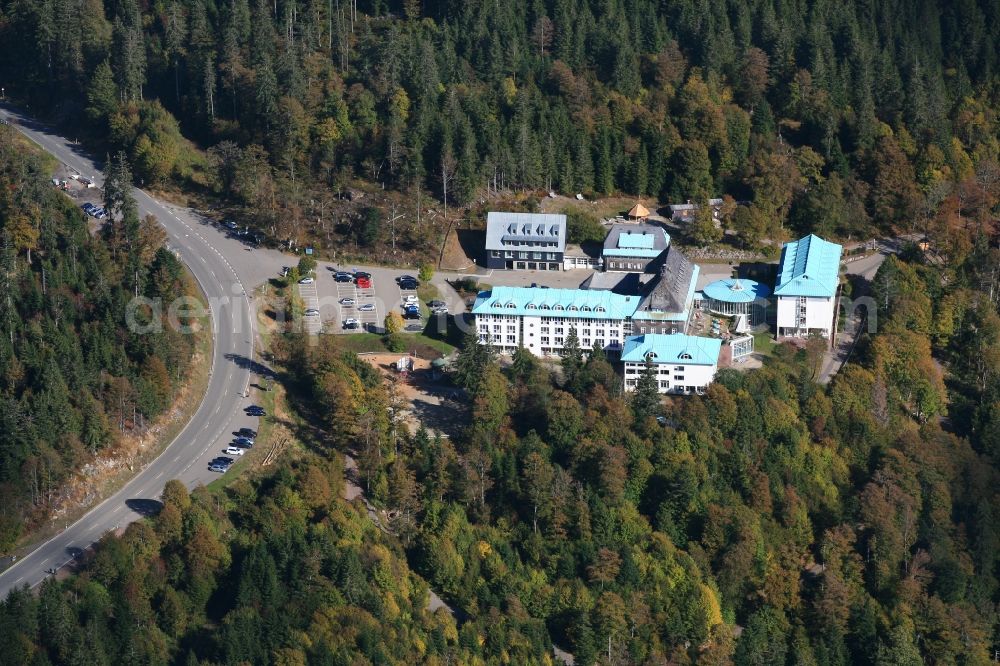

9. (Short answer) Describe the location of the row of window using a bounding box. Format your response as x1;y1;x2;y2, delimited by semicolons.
492;250;560;258
488;301;609;313
625;366;686;375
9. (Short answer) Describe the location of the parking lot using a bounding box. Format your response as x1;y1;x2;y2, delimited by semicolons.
297;280;322;334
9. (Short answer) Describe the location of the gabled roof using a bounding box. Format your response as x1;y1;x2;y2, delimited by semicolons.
669;198;723;213
773;234;842;298
620;334;722;366
485;212;567;251
633;246;699;321
602;223;670;258
471;285;639;320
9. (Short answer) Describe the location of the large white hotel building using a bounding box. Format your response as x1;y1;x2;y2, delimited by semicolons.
473;245;700;357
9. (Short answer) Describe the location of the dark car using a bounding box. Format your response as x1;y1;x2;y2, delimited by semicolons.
403;305;421;320
396;275;417;284
233;436;254;448
355;271;371;279
237;427;257;438
335;272;353;282
398;279;419;290
245;406;265;416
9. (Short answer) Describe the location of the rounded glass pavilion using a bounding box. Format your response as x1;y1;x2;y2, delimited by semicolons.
702;278;771;326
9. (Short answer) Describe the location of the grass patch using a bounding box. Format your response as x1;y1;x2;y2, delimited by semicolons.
753;331;776;356
328;330;456;359
417;282;440;302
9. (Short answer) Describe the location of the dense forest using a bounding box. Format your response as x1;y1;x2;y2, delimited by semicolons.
3;232;999;663
0;0;998;256
0;127;200;552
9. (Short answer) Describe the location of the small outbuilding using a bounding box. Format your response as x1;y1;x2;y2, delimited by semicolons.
626;202;651;220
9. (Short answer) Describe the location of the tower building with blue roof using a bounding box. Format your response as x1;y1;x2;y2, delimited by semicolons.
773;234;842;338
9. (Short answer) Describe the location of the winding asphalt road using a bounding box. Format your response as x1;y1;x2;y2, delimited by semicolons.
0;106;259;598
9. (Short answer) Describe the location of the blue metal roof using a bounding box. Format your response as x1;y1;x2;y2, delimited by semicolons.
703;278;771;304
472;285;640;320
620;334;722;366
618;234;656;249
774;235;842;298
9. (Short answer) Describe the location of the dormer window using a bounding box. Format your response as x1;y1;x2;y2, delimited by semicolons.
549;225;559;236
679;352;692;360
526;303;537;309
553;304;564;311
595;306;605;312
540;304;550;310
567;305;578;311
506;302;517;309
536;224;545;235
491;301;502;308
580;306;591;312
645;351;657;360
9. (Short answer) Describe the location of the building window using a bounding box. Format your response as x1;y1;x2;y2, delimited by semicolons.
540;337;550;344
675;375;684;381
554;337;563;345
506;335;517;344
491;250;500;258
507;326;517;333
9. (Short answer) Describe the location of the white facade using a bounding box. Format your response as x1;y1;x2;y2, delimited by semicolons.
475;312;629;357
622;359;717;395
776;295;835;338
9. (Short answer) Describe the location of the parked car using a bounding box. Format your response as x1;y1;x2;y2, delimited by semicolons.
299;277;314;285
398;279;418;290
396;275;417;284
245;405;265;416
234;436;255;447
358;303;376;312
404;305;421;319
209;464;227;473
222;219;238;230
339;297;356;306
304;308;320;316
91;207;107;219
335;272;353;282
237;427;257;438
428;300;446;309
356;277;372;289
355;271;371;279
343;318;361;329
225;446;246;456
81;202;96;213
403;294;419;304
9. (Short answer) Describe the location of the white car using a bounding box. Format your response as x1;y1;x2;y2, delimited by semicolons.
343;317;360;329
339;297;356;306
358;303;376;312
304;308;320;316
299;277;314;285
225;446;245;456
403;294;419;304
